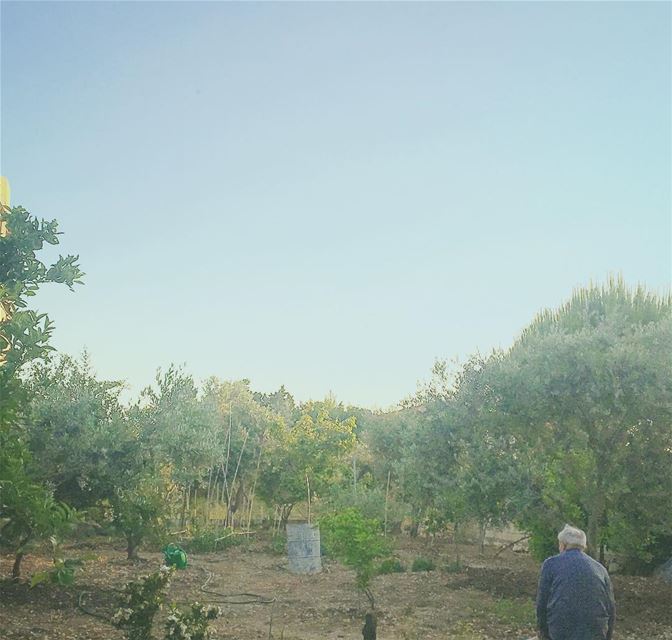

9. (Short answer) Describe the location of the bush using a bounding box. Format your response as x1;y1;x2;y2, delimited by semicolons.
323;485;407;533
267;534;286;556
165;602;221;640
320;508;390;594
31;557;83;587
443;559;464;574
112;566;174;640
527;526;559;563
411;557;435;572
112;566;223;640
30;536;83;587
377;557;406;575
184;526;241;553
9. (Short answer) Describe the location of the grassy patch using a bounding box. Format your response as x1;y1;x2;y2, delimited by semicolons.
267;534;286;556
443;559;464;574
411;557;435;572
183;527;242;553
490;597;535;626
446;620;483;640
466;593;536;630
377;557;406;575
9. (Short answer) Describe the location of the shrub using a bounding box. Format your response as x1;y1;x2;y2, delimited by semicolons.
377;557;406;575
31;557;83;587
185;526;241;553
527;527;559;563
320;508;390;603
324;486;407;533
165;602;221;640
411;557;435;572
267;534;286;556
30;536;83;587
443;559;464;574
112;565;174;640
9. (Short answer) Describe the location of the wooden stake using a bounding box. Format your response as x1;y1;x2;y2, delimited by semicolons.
383;470;391;537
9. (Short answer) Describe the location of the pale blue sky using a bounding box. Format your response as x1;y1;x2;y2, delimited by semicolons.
1;1;670;407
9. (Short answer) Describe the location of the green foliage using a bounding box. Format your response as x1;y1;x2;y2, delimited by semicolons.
0;484;77;575
112;566;174;640
411;557;435;572
30;535;83;587
423;507;448;538
376;557;406;575
0;203;84;578
526;521;561;563
443;559;464;574
607;521;672;574
520;276;670;341
110;477;172;559
113;567;221;640
468;597;536;628
325;484;407;534
253;385;298;425
138;367;220;492
258;407;356;521
489;598;536;627
30;556;82;587
23;354;125;508
399;280;672;571
0;205;83;377
164;603;221;640
498;282;672;560
184;526;241;553
267;534;286;556
320;508;390;598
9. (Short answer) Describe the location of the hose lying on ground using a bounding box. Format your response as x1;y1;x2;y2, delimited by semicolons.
197;565;276;605
77;562;275;624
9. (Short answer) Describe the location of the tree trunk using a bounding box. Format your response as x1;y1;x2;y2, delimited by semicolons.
454;521;461;566
191;486;199;525
180;486;188;529
587;494;605;559
12;552;24;581
186;483;191;526
11;534;31;581
479;521;487;556
279;503;294;531
362;612;377;640
206;467;213;521
127;534;139;560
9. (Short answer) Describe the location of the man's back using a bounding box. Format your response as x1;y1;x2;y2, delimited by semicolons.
536;548;615;640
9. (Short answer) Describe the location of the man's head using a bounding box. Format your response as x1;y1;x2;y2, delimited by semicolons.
557;524;587;552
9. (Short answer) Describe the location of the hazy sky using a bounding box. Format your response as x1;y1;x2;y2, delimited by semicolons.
1;1;670;408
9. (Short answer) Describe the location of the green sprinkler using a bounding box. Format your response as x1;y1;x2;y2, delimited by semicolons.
163;543;188;569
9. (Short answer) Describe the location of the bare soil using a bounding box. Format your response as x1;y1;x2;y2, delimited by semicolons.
1;535;670;640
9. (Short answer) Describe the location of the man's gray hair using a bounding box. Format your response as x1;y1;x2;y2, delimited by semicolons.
558;524;587;549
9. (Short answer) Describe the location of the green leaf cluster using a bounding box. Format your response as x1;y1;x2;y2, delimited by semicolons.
320;508;390;595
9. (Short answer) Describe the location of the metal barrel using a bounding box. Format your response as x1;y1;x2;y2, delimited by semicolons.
286;522;322;574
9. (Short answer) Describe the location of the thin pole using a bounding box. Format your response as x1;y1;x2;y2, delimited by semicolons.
384;470;391;537
247;435;266;535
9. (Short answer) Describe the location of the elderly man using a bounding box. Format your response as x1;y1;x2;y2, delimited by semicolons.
536;525;615;640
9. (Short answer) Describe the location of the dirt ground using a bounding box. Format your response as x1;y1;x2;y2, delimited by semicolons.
1;535;671;640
